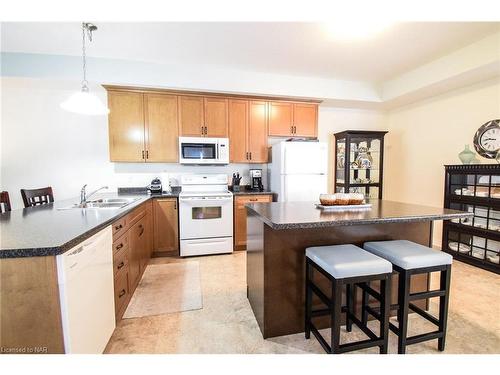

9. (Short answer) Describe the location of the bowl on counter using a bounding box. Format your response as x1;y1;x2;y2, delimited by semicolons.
319;193;365;206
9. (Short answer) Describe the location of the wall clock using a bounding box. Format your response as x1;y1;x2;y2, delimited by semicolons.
473;119;500;159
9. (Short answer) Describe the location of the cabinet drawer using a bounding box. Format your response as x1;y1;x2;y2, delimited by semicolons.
112;234;129;254
235;195;273;205
112;216;127;240
128;205;146;226
113;244;129;279
114;271;130;320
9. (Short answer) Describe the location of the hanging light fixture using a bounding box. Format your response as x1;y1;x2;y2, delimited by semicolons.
60;22;109;115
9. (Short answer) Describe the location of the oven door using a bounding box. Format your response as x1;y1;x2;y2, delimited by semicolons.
179;196;233;240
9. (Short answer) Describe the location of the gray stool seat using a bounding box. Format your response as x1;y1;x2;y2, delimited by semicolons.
306;244;392;279
364;240;452;270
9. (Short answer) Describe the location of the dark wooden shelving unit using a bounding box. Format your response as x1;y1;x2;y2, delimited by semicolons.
334;130;387;199
442;164;500;274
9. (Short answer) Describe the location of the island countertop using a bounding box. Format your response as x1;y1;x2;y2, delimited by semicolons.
246;199;472;230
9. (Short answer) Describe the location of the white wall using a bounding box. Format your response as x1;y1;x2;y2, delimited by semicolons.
0;77;266;209
0;77;389;209
384;77;500;246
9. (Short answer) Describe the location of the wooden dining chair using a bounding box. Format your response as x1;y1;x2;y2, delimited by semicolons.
0;191;11;213
20;187;54;208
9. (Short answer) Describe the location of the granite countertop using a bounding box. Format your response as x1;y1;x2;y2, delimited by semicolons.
0;191;178;259
246;199;473;230
232;190;275;196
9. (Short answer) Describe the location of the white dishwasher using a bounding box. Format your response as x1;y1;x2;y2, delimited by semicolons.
56;226;116;353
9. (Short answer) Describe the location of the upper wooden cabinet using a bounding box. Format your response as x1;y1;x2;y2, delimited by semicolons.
178;96;204;136
107;90;178;163
179;96;228;137
145;94;179;162
268;101;317;137
229;100;268;163
293;103;317;137
108;91;145;162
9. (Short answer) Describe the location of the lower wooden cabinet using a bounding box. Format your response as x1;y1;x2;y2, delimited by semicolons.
153;198;179;254
112;201;153;322
234;194;273;250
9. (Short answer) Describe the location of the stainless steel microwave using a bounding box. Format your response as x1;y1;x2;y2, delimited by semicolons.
178;137;230;165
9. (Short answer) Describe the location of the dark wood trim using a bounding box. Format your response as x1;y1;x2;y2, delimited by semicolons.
102;85;323;104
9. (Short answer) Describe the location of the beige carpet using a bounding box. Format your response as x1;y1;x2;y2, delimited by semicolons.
123;261;202;319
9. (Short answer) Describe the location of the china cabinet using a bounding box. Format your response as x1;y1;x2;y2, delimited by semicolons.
442;164;500;274
334;130;387;200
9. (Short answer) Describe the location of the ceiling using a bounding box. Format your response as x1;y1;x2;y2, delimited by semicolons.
1;22;499;83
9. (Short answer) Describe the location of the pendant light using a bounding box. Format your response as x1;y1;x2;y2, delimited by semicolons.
60;22;109;115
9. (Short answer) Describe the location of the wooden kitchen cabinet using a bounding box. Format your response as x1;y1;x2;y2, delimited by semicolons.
204;97;228;137
179;96;205;136
153;198;179;254
179;96;228;137
107;90;179;162
108;91;145;162
268;101;293;137
145;94;179;162
292;103;317;137
228;99;248;162
234;194;273;250
268;101;318;137
128;215;147;290
111;201;153;321
228;100;268;163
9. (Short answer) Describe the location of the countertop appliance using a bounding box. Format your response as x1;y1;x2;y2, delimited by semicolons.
56;226;115;353
179;137;229;165
249;169;264;191
179;174;233;256
148;177;162;194
269;141;328;202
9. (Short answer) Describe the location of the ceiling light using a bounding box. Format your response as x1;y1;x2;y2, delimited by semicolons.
324;20;393;41
60;22;109;116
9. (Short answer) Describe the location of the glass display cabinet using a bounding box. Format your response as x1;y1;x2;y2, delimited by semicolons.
334;130;388;200
443;164;500;274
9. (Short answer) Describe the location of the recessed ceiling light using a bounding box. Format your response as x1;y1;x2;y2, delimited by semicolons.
324;20;394;41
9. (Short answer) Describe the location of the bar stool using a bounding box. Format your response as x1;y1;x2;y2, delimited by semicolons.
305;244;393;354
363;240;452;354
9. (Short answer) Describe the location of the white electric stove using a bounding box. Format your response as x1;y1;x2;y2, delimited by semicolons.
179;174;234;257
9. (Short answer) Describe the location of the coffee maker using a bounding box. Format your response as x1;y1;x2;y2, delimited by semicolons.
249;169;264;191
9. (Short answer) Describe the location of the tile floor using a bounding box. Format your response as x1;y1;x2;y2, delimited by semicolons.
105;252;500;354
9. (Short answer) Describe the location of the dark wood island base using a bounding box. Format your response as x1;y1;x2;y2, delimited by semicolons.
245;200;471;339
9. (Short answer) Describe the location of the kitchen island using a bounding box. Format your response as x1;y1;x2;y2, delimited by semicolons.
245;200;471;339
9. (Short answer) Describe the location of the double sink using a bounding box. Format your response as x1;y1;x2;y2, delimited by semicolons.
59;197;141;210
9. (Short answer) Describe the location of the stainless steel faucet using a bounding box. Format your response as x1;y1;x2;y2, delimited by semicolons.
80;184;109;204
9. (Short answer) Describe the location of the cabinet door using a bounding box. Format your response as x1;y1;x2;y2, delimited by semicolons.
129;216;147;289
153;199;179;253
204;97;228;137
228;99;249;163
140;202;153;272
248;101;268;163
145;94;179;162
108;91;145;162
268;101;293;136
234;195;273;249
179;96;204;136
293;103;317;137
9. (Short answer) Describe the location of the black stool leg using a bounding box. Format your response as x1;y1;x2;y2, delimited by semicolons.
438;265;451;351
361;282;369;325
346;283;353;332
397;270;410;354
331;279;342;353
379;277;391;354
305;260;312;339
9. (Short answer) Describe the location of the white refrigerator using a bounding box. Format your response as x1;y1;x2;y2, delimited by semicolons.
269;141;328;202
